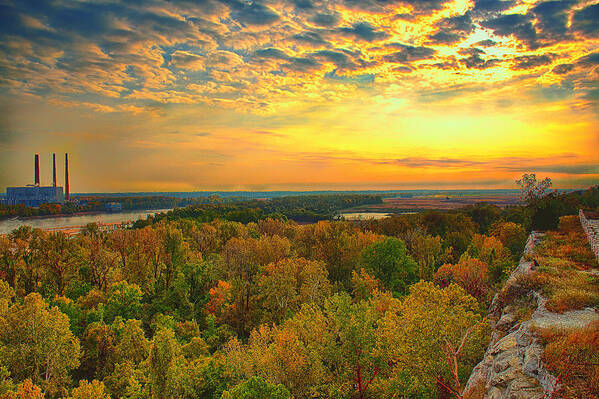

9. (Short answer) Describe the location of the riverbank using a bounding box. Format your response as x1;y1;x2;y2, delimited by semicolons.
0;209;171;235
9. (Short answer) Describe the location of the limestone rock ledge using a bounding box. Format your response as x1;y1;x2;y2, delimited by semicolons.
463;232;555;399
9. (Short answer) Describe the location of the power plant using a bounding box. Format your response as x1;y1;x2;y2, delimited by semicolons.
4;153;70;207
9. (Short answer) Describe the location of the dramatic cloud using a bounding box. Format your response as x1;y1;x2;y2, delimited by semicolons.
0;0;597;191
472;0;515;13
552;63;574;74
512;54;554;70
571;3;599;38
310;12;341;27
338;22;389;42
576;52;599;66
223;0;280;26
428;12;474;44
383;44;436;63
531;0;575;44
481;13;538;49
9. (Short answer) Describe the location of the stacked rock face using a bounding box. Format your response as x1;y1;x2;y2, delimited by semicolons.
463;230;599;399
463;232;554;399
579;210;599;262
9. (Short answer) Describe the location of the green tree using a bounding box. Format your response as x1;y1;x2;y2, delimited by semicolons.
80;322;115;379
467;235;513;282
361;238;418;296
221;376;291;399
148;328;180;399
0;237;19;289
104;282;143;323
158;223;191;290
405;232;442;281
223;235;291;335
112;318;150;365
223;293;389;399
39;232;76;296
531;195;562;231
78;229;118;291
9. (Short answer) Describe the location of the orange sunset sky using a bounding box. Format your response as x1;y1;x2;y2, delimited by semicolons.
0;0;597;192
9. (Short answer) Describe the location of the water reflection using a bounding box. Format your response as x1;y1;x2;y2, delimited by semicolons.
0;209;170;235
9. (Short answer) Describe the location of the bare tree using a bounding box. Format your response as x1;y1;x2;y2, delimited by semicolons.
516;173;552;204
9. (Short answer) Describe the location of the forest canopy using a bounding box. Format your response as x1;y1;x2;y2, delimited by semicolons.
0;186;597;398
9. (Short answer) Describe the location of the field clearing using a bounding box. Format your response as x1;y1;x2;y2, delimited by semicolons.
346;194;520;213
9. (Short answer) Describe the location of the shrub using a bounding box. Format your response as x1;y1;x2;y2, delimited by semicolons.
531;197;563;231
537;321;599;399
496;272;542;308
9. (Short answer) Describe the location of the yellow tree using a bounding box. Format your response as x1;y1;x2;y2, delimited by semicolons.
409;233;443;281
0;379;44;399
223;235;291;335
12;227;44;295
78;229;119;291
189;223;220;255
110;229;134;271
0;236;19;288
256;257;331;324
222;294;386;399
67;380;110;399
376;282;489;398
0;293;80;396
490;222;527;259
38;232;76;296
467;234;513;282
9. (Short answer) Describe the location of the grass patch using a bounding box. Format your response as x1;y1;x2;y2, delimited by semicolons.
546;286;599;313
536;321;599;399
537;216;598;270
530;215;599;313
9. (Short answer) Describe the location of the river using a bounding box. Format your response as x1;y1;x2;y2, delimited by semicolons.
339;212;392;220
0;209;171;235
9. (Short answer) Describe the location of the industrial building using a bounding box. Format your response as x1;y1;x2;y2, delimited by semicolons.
4;153;70;207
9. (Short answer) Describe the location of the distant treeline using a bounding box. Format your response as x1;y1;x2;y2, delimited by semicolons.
0;193;383;222
134;194;384;226
0;194;247;220
136;186;599;233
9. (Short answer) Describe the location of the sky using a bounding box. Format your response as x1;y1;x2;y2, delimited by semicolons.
0;0;598;193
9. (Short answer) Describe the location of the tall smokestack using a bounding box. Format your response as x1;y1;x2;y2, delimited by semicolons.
65;153;70;200
52;153;57;187
34;154;40;186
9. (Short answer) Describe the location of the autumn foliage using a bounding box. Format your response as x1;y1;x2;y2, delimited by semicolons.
434;256;490;302
2;195;564;399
